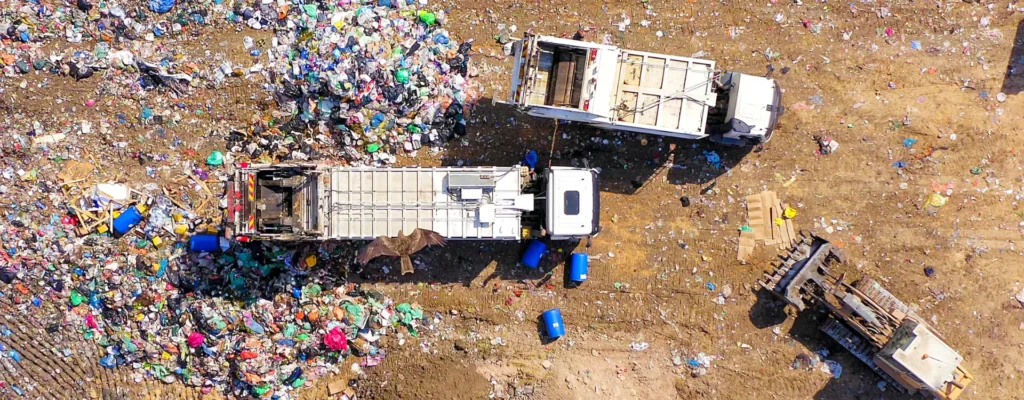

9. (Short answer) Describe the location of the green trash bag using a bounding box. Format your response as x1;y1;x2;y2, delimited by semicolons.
206;151;225;166
70;290;87;306
395;68;410;84
418;10;436;25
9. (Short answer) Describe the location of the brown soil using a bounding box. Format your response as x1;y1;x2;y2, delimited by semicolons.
2;0;1023;399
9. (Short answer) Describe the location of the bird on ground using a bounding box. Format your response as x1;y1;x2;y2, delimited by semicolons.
356;229;446;275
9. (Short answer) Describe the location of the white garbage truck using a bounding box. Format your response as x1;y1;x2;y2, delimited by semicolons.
506;33;784;146
225;163;599;244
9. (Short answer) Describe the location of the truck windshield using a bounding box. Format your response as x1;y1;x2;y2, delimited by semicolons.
564;190;580;215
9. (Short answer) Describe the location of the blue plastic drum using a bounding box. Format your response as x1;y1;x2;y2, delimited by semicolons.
189;234;221;252
521;240;546;269
568;253;589;283
112;206;143;236
542;308;565;338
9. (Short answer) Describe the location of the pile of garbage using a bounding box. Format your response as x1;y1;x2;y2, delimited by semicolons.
0;168;435;396
229;3;477;165
3;0;477;167
0;0;474;396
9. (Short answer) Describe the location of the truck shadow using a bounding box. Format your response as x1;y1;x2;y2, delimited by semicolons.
442;97;752;195
353;239;584;289
1002;19;1024;96
749;289;908;400
170;238;586;304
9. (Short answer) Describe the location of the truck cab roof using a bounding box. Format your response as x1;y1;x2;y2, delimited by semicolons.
724;73;780;140
545;167;599;239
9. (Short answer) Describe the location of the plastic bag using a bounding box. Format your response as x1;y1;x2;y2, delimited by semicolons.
148;0;175;14
324;327;348;351
187;332;205;348
206;151;225;166
924;193;947;208
418;11;436;25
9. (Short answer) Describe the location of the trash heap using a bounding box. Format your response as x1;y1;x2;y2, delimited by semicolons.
3;0;478;166
0;159;438;397
1;0;218;82
227;2;477;165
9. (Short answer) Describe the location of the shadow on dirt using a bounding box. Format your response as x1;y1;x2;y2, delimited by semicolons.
442;97;752;195
354;239;583;289
748;287;790;329
1002;19;1024;96
167;236;584;304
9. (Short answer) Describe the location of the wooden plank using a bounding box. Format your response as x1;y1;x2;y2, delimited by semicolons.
785;218;797;247
763;191;777;239
778;203;791;247
770;207;783;246
746;193;767;240
780;218;791;249
737;230;757;261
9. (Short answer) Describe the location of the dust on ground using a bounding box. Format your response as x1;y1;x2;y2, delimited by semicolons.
2;0;1024;399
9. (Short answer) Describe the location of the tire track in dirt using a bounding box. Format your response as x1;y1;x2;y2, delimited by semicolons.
0;299;85;399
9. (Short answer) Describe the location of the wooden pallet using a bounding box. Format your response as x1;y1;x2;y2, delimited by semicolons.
738;190;797;261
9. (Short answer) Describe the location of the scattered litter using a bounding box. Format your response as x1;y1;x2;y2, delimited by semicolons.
704;150;722;169
814;136;839;155
822;360;843;378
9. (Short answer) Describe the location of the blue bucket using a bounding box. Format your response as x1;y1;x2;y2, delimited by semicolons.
112;206;143;235
521;240;546;269
568;253;589;283
189;234;221;252
541;308;565;338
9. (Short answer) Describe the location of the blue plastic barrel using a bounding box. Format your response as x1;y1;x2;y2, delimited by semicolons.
541;308;565;338
568;253;589;283
521;240;547;269
112;206;143;235
189;234;220;252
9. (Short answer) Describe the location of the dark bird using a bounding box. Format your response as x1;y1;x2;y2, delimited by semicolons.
356;229;446;275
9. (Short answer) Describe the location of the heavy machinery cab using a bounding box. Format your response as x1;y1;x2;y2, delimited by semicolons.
875;320;973;400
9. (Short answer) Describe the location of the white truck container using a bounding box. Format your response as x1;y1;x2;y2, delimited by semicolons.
225;163;599;243
507;33;784;146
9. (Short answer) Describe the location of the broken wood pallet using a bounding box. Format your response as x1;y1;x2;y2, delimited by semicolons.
738;190;798;261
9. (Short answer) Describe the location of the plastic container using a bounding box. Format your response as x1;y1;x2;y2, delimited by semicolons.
521;240;546;268
112;206;143;235
568;253;589;283
541;308;565;338
524;150;538;170
189;234;220;252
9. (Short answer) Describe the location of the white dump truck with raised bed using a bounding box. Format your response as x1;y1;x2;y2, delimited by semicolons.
506;33;784;146
224;163;599;244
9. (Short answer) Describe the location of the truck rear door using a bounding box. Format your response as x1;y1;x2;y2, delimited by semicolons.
608;50;717;139
508;34;539;106
230;168;258;239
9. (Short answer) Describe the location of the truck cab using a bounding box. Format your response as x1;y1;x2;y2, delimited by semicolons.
545;167;600;240
507;33;783;145
709;72;784;145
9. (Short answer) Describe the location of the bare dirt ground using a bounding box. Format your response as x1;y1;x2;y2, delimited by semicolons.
2;0;1023;399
